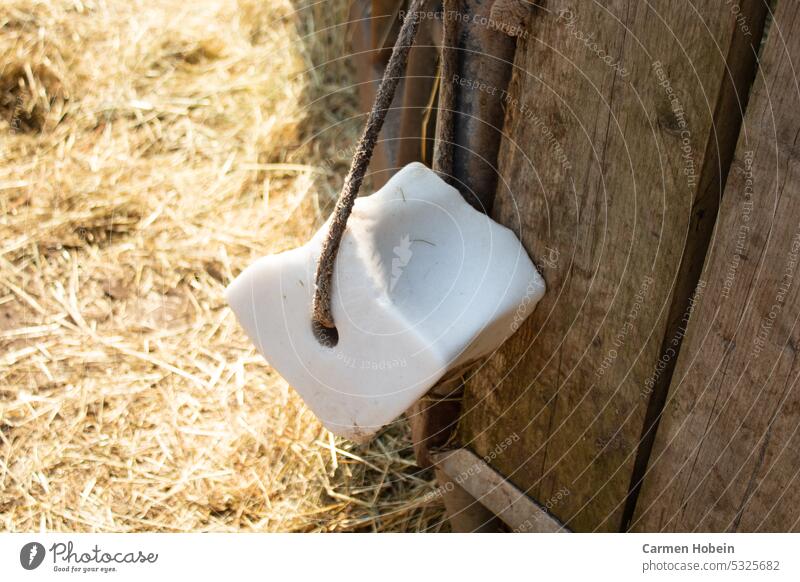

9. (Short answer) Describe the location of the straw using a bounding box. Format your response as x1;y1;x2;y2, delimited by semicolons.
0;0;444;532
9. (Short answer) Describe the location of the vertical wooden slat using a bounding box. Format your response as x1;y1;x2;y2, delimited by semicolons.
458;0;765;531
633;0;800;532
347;0;404;188
449;0;518;211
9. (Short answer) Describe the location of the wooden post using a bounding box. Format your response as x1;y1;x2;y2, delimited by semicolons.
632;0;800;532
458;0;767;532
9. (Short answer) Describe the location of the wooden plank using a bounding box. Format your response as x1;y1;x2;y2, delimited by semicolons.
409;1;523;469
433;449;569;532
458;0;766;531
633;1;800;533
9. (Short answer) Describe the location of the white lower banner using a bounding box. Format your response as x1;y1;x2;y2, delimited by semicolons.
1;533;797;581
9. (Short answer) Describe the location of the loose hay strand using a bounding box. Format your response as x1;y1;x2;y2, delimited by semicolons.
0;0;443;533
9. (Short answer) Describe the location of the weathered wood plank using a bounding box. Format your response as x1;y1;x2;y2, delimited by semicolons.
458;0;765;531
633;0;800;533
433;448;569;532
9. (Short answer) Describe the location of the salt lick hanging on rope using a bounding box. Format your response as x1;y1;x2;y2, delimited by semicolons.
226;163;545;441
227;1;543;441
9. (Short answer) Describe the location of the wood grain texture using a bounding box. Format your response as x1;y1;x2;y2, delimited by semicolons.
633;0;800;533
457;0;765;531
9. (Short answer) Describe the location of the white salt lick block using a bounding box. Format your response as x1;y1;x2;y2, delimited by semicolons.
226;162;545;441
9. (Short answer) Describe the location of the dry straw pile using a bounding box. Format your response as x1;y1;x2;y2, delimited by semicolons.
0;0;443;532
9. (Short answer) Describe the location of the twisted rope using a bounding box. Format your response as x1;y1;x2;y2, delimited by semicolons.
312;0;427;331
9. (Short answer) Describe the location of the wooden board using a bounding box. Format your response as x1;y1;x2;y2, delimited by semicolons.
433;449;569;532
457;0;766;531
633;0;800;532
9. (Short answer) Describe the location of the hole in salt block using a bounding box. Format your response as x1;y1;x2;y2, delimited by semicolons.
312;320;339;348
